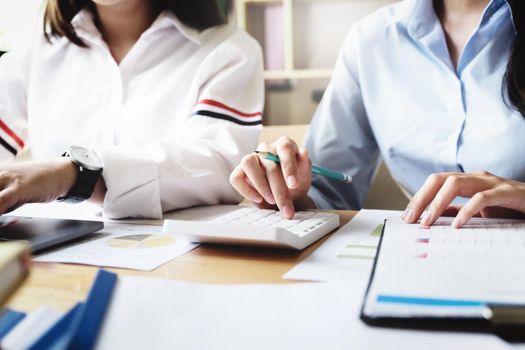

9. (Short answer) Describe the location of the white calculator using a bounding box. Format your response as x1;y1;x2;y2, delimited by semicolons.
163;205;340;250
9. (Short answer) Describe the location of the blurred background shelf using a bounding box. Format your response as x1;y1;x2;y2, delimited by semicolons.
234;0;397;125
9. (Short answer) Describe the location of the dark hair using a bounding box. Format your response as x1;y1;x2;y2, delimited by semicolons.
43;0;224;47
505;0;525;117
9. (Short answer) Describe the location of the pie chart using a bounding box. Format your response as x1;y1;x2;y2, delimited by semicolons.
105;234;176;249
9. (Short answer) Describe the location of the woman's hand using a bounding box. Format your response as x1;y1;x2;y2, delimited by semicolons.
0;159;77;213
403;171;525;228
230;137;313;219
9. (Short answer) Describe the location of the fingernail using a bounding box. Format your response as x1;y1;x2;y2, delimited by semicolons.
420;211;431;226
404;208;414;222
249;194;263;203
452;217;464;229
282;205;295;219
265;192;275;205
287;175;298;188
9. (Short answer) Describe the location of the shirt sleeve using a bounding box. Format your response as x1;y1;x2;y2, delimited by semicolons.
97;30;264;219
0;50;30;159
305;25;380;210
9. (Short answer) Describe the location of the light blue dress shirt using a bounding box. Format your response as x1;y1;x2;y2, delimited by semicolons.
306;0;523;210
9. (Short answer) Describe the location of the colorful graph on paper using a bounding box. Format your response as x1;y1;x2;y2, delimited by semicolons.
336;224;382;260
364;216;525;319
283;210;401;282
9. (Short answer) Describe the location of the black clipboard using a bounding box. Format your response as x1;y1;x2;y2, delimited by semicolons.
359;220;525;343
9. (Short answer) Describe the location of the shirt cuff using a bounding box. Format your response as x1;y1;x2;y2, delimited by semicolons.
94;146;162;219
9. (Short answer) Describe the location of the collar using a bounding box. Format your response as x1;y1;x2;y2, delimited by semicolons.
71;9;102;41
146;11;202;45
404;0;516;39
479;0;516;34
71;9;203;45
405;0;437;39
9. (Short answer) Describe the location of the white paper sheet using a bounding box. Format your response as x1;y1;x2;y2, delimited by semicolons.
10;203;247;225
9;202;163;225
365;216;525;318
1;306;63;350
284;209;400;283
34;223;198;271
95;276;524;350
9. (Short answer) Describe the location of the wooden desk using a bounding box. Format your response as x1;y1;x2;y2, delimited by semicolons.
6;211;356;313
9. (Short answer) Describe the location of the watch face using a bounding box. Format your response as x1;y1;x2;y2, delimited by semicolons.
69;146;103;170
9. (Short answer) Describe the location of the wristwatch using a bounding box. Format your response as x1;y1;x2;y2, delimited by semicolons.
57;146;103;203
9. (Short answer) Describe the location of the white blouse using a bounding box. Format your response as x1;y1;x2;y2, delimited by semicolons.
0;10;264;218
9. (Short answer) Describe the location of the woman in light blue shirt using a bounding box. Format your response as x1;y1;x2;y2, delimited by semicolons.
230;0;525;227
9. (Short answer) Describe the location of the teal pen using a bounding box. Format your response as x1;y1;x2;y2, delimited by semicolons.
255;151;352;183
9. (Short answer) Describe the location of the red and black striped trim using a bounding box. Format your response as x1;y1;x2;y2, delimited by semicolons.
198;99;262;117
192;99;262;126
0;136;17;155
192;110;262;126
0;119;25;156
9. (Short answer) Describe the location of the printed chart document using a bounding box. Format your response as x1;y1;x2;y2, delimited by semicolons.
95;276;524;350
363;217;525;319
34;223;198;271
284;210;400;283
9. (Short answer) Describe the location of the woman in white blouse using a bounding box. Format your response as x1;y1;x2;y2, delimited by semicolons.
0;0;263;218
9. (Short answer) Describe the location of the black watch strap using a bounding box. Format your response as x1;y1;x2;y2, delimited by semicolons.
57;152;103;203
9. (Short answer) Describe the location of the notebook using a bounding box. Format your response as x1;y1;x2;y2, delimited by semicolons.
0;242;30;306
361;216;525;341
